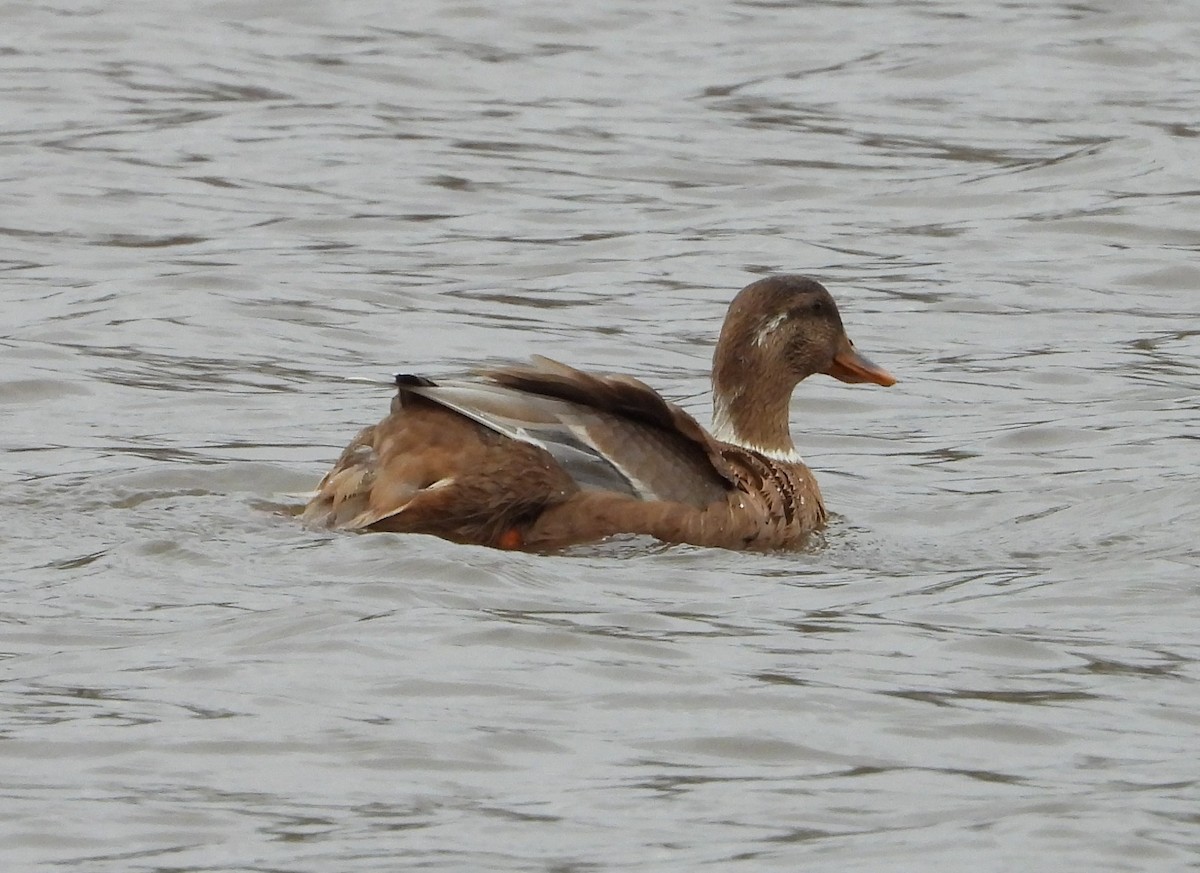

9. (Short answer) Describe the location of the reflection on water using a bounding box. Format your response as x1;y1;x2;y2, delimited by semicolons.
2;0;1198;869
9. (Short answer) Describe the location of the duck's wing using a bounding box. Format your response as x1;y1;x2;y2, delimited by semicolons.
406;356;732;508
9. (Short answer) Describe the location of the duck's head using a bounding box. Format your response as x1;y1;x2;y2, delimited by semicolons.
711;275;895;457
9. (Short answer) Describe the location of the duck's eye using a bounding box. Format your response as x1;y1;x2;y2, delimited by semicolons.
810;299;825;315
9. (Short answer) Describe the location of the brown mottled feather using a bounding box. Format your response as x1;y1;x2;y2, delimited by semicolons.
302;393;579;548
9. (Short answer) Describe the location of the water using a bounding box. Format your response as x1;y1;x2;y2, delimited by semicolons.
3;1;1198;870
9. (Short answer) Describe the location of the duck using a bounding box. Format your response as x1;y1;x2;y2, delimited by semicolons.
302;275;896;552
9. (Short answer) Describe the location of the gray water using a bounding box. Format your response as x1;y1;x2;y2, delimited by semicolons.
3;1;1198;870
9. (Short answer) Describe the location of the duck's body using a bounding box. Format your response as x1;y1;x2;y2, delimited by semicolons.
302;276;895;552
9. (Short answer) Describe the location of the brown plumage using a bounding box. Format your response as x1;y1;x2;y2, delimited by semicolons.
301;275;896;552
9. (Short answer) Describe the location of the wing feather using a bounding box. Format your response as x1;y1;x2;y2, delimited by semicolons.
400;358;732;507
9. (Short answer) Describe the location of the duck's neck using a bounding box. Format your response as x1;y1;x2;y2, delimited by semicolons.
710;361;802;462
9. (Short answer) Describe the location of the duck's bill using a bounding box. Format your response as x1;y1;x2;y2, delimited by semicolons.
826;340;897;386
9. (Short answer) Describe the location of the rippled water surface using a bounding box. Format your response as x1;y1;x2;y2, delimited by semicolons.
3;1;1199;870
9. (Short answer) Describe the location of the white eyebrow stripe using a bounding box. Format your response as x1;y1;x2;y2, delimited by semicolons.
753;313;788;348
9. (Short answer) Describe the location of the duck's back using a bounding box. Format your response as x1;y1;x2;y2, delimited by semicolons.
302;358;743;549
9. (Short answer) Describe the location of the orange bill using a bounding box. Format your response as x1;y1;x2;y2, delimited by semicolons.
826;337;897;386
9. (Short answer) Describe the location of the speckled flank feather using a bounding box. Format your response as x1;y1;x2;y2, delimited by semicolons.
301;394;580;548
